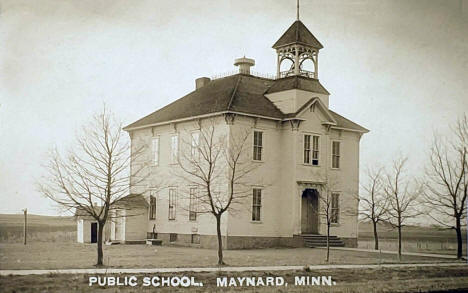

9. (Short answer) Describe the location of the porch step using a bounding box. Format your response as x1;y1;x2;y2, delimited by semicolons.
146;239;163;246
301;234;345;248
124;240;146;245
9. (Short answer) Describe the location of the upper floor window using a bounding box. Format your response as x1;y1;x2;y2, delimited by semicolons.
152;137;159;166
168;188;177;220
312;136;319;165
149;193;156;220
304;135;320;165
304;135;311;164
332;141;341;169
191;131;200;160
171;135;178;164
253;131;263;161
252;188;262;221
331;193;340;224
189;187;197;221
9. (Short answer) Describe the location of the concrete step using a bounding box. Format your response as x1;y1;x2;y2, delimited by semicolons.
301;234;345;248
124;240;146;245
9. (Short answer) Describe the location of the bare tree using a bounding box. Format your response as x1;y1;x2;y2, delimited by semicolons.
37;107;147;266
314;177;342;263
359;167;387;250
176;119;256;265
422;115;467;259
384;156;421;261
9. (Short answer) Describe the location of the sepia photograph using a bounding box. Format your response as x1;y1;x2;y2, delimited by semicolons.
0;0;467;292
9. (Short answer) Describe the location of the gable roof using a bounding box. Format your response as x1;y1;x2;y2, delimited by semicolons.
124;74;283;129
286;97;337;123
272;20;323;49
329;110;369;133
124;74;367;133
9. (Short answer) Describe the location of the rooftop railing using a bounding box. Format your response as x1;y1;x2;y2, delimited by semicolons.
211;70;316;81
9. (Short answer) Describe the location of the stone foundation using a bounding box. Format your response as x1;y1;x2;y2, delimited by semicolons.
152;232;357;249
341;237;358;248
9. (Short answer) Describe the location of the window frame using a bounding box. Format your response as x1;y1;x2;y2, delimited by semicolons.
312;135;319;166
189;187;197;221
330;193;340;224
149;192;157;220
251;188;262;222
303;134;320;166
170;134;179;164
168;188;177;220
253;130;263;161
152;136;160;166
331;140;341;169
303;134;311;164
191;131;200;160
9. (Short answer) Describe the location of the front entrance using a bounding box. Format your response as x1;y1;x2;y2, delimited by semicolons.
301;189;319;234
90;222;97;243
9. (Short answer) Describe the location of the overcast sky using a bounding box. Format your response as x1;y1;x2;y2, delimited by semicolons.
1;0;467;215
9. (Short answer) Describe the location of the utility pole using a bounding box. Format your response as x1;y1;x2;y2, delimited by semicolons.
23;208;27;245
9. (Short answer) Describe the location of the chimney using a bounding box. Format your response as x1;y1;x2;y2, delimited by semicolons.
234;57;255;75
195;77;211;89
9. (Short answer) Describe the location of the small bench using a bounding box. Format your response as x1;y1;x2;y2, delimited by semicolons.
146;239;163;246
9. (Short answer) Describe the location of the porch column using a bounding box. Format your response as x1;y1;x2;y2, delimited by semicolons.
293;185;303;235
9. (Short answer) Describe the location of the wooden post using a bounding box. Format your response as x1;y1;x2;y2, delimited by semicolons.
23;208;27;245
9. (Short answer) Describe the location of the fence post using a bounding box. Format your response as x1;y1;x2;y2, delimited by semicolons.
23;208;27;245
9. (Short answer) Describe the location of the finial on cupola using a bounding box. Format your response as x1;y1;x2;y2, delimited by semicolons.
297;0;300;21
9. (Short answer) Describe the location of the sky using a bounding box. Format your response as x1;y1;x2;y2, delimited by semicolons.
0;0;467;216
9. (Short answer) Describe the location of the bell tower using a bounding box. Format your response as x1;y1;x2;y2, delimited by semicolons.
273;0;323;79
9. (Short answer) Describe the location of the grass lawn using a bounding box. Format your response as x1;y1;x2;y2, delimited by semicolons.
1;266;468;292
0;242;458;270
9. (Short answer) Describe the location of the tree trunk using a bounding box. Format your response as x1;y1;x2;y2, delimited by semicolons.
97;221;104;266
216;214;225;265
397;225;402;261
373;220;379;250
455;216;463;259
326;222;330;263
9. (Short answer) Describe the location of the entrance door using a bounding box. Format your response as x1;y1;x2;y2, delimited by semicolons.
90;222;98;243
301;189;319;234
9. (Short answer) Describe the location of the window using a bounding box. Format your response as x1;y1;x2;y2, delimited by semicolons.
168;188;177;220
152;137;159;165
191;131;200;160
191;234;200;244
331;193;340;224
189;187;197;221
252;188;262;221
312;136;319;165
304;135;311;164
171;135;178;164
304;135;319;165
169;233;177;242
253;131;263;161
149;193;156;220
332;141;340;169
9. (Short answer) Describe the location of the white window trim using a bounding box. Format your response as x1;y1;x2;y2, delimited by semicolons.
331;140;341;170
188;186;198;222
303;134;320;166
251;187;263;223
330;192;340;225
152;136;160;166
190;131;200;161
149;190;157;220
252;130;264;162
168;187;177;220
170;134;179;164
